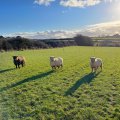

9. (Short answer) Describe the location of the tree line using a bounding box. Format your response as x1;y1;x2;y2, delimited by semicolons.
0;35;94;51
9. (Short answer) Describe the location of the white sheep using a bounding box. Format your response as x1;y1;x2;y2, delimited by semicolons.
50;56;63;69
90;57;103;72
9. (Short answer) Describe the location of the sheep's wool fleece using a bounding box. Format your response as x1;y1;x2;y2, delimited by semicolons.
91;58;102;68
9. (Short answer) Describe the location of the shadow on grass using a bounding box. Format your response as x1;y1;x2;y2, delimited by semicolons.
65;71;101;96
0;68;15;74
0;70;54;92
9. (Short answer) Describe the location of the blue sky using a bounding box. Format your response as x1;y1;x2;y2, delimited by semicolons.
0;0;120;38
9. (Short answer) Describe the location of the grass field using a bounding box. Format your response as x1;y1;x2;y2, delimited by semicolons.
0;46;120;120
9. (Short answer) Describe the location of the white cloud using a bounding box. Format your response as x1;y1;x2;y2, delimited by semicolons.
60;0;101;8
7;21;120;39
60;0;118;8
8;30;80;39
34;0;55;6
81;21;120;36
34;0;116;7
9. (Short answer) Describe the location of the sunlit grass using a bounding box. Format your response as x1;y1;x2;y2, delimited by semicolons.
0;46;120;120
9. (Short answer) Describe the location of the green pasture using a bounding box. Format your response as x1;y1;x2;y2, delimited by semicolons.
0;46;120;120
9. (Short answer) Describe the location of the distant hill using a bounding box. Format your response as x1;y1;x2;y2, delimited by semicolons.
92;34;120;40
104;34;120;38
92;34;120;47
111;34;120;38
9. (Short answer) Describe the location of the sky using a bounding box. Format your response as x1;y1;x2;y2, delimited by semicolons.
0;0;120;39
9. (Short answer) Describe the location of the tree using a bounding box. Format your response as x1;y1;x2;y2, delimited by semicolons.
74;34;93;46
2;40;13;51
0;36;4;39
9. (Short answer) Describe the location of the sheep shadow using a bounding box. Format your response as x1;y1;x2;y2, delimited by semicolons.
0;68;15;74
65;71;101;96
0;70;54;92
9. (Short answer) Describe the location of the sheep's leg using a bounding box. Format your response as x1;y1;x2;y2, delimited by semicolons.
95;67;98;72
18;64;20;69
52;66;54;69
21;62;24;67
91;68;92;72
95;67;97;71
17;61;21;69
52;66;56;70
16;65;17;68
91;67;94;72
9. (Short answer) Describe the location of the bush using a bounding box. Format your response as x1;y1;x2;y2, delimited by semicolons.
74;34;93;46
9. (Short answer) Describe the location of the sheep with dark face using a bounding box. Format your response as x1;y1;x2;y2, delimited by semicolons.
13;56;25;68
50;56;63;69
90;57;102;72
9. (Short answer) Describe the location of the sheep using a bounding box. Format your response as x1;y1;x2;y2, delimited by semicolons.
13;56;26;68
50;56;63;69
90;57;102;72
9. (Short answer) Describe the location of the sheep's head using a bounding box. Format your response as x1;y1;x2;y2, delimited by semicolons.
50;56;55;62
90;57;96;63
13;56;18;60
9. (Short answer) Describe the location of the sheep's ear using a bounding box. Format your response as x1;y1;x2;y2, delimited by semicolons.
13;56;17;58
